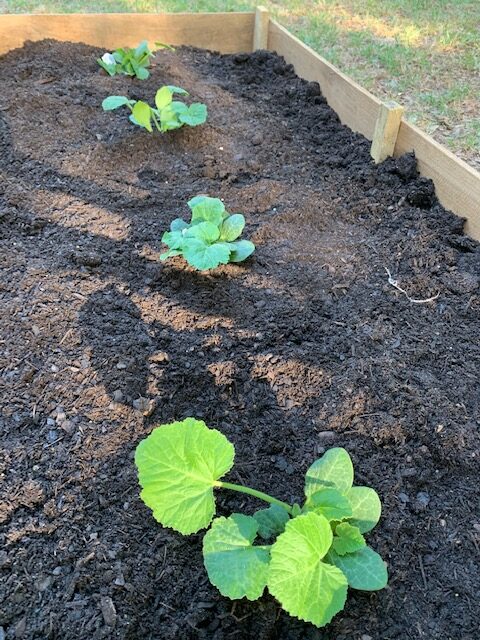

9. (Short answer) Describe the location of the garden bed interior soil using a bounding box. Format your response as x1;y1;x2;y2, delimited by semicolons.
0;39;479;640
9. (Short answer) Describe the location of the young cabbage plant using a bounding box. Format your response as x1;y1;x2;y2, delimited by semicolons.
135;418;388;628
97;40;172;79
102;85;207;133
160;196;255;270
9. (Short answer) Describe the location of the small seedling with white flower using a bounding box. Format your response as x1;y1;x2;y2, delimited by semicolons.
97;40;172;79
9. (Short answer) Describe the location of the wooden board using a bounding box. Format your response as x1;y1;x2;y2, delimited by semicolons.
268;19;382;140
370;101;404;164
395;121;480;240
0;12;255;56
253;6;269;51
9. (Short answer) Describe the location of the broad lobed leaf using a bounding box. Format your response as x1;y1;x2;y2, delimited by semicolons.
227;239;255;263
220;214;245;242
102;95;132;111
184;221;220;244
135;418;234;534
345;486;382;533
326;546;388;591
305;448;354;498
203;514;270;600
304;487;352;521
155;86;173;110
253;504;290;540
268;512;348;628
179;103;208;127
190;197;225;225
132;101;152;132
183;239;231;271
331;522;365;556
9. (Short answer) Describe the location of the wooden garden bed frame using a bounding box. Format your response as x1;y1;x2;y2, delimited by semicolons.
1;7;479;240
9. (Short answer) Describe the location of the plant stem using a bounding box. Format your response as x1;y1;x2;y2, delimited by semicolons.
215;481;293;514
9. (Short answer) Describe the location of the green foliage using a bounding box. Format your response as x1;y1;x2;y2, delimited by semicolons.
134;418;234;534
268;512;348;627
253;504;290;540
97;40;171;79
160;196;255;270
101;85;207;133
135;419;388;628
203;514;270;600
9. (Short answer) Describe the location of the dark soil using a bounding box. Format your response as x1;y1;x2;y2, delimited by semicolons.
0;39;479;640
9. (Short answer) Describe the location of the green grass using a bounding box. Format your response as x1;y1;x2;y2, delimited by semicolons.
3;0;479;168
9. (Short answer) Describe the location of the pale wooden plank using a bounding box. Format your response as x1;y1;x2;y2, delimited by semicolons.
268;19;382;139
370;101;404;163
0;12;255;56
395;121;480;240
253;6;269;50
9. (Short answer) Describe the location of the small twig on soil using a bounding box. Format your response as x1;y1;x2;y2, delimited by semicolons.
59;328;73;345
384;268;440;304
418;554;428;590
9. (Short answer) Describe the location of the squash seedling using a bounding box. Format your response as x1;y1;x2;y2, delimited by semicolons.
160;196;255;270
97;40;172;79
102;85;207;133
135;418;388;628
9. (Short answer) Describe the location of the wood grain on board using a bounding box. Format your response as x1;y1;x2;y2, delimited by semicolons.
0;12;255;55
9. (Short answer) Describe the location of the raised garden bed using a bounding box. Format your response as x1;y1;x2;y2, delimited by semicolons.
1;12;479;640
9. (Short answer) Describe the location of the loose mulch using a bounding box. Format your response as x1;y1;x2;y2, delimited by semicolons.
0;39;479;640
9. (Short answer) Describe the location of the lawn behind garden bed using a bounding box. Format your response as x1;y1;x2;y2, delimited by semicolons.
0;40;479;640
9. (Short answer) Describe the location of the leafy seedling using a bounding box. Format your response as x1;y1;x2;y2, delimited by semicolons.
97;40;172;79
159;196;255;270
102;85;207;133
135;418;388;628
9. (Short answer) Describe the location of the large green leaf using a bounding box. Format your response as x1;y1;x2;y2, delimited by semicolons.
155;86;173;110
135;418;234;534
134;40;150;58
190;197;225;225
102;95;131;111
158;106;182;131
332;523;365;555
132;101;152;132
220;214;246;242
135;66;149;80
170;101;189;117
227;240;255;263
187;195;208;210
268;512;348;627
305;488;352;521
160;248;182;261
179;103;207;126
167;85;189;95
304;448;353;498
170;218;189;232
184;221;220;244
253;504;290;540
161;229;185;250
346;487;381;533
97;58;117;76
203;514;270;600
183;239;231;271
326;546;388;591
